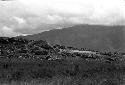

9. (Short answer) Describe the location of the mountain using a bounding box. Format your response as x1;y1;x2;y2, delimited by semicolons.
21;24;125;52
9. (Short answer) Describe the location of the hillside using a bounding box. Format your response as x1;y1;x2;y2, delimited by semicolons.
0;37;125;85
0;37;123;62
22;24;125;52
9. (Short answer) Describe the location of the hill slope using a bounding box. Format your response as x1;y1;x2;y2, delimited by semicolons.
22;24;125;52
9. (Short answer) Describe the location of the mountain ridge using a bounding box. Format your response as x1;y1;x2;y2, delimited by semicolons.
21;24;125;52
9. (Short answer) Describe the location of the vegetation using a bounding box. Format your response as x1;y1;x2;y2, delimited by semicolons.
0;37;125;85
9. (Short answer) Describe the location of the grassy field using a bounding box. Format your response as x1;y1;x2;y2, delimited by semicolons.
0;74;124;85
0;58;124;85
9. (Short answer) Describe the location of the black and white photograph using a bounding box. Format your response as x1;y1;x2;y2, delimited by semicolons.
0;0;125;85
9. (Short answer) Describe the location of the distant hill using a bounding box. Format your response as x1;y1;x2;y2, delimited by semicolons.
21;24;125;52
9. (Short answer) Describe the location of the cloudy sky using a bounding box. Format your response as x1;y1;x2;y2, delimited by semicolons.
0;0;125;37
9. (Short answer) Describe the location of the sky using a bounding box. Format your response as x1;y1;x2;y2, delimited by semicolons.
0;0;125;37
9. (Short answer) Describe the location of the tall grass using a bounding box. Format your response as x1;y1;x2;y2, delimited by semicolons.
0;75;123;85
0;58;124;85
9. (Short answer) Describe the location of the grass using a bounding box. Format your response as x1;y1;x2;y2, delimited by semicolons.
0;75;123;85
0;58;124;85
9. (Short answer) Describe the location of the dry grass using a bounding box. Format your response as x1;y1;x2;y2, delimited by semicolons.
0;74;124;85
0;57;124;85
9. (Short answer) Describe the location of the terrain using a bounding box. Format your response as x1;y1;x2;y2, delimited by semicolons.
0;37;125;85
22;24;125;52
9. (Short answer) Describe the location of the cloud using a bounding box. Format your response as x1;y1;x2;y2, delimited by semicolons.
0;0;15;1
0;26;28;37
12;17;26;24
17;0;125;25
0;0;125;36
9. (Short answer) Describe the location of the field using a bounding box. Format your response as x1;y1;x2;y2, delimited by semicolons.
0;58;124;85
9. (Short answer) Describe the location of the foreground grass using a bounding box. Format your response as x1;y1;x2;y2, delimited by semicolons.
0;75;124;85
0;58;125;85
0;70;125;85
